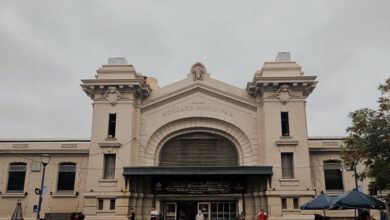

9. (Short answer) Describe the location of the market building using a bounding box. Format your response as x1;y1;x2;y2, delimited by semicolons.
0;53;362;220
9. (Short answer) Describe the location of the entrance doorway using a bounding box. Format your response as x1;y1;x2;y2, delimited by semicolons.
164;201;237;220
177;202;197;220
198;203;210;220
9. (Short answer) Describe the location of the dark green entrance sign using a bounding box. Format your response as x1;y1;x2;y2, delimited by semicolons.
152;176;245;194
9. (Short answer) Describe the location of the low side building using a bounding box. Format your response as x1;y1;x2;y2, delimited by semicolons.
0;54;364;220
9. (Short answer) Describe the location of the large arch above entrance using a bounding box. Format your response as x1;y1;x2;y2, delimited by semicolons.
141;117;255;165
159;132;238;166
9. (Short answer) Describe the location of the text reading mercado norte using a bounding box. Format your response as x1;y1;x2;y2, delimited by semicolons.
0;53;362;220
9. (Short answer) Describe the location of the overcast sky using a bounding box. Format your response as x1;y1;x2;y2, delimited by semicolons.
0;0;389;139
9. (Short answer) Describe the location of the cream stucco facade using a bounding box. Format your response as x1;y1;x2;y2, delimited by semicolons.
0;54;365;220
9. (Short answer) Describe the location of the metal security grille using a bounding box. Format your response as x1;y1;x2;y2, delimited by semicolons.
159;132;238;166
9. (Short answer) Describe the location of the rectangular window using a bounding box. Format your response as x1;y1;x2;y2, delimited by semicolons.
281;153;294;179
7;163;27;192
324;161;344;190
281;112;290;136
57;163;76;191
98;199;104;210
293;198;299;209
103;154;116;179
281;198;287;209
110;199;116;210
108;113;117;138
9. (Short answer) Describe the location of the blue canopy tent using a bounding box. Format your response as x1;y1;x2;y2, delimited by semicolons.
329;189;386;210
301;192;335;218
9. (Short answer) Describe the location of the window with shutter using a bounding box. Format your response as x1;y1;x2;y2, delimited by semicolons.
103;154;116;179
57;163;76;191
324;160;344;190
281;153;294;179
7;162;27;192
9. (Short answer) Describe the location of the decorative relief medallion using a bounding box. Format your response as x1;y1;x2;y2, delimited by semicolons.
190;63;206;81
104;86;121;105
275;84;293;105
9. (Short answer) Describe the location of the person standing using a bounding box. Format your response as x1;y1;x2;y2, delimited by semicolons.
257;208;268;220
359;210;371;220
68;212;78;220
239;211;245;220
195;210;204;220
151;207;159;220
129;210;136;220
381;210;388;220
78;213;85;220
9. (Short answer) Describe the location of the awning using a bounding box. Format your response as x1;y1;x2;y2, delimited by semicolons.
123;166;273;176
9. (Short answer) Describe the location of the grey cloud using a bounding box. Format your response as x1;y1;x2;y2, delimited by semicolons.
0;0;389;138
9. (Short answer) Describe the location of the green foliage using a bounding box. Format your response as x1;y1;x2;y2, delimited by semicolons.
343;78;390;195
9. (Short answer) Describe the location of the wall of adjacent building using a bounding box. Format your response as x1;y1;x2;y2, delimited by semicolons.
0;141;89;220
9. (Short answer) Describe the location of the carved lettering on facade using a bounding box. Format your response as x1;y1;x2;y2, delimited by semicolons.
162;104;233;117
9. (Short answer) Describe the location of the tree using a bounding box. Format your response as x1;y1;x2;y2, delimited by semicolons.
343;78;390;196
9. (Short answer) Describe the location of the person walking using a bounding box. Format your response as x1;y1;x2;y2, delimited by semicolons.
257;208;268;220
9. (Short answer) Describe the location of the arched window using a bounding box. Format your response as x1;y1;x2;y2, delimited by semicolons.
57;162;76;191
7;162;27;192
160;132;238;166
324;160;344;190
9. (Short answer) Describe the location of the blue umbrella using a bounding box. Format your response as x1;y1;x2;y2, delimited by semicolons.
329;189;386;209
301;192;334;218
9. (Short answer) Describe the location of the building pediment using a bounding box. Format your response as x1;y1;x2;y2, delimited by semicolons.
139;89;258;152
142;82;256;112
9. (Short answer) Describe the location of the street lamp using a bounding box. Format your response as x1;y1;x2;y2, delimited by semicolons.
36;154;50;220
352;160;358;220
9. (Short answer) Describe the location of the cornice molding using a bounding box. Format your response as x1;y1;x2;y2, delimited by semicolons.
0;149;90;154
81;79;151;100
246;76;318;98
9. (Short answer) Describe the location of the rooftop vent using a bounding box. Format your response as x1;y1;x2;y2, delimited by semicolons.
108;57;128;65
275;52;291;62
